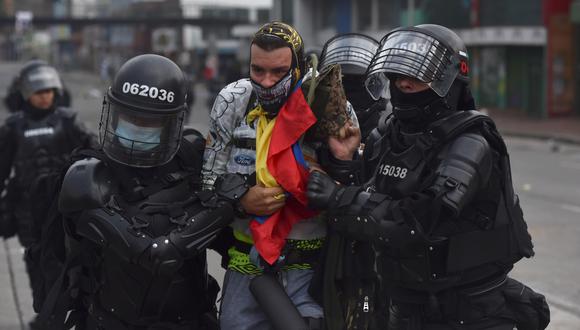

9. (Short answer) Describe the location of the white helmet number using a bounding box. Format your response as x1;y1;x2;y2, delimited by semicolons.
122;82;175;103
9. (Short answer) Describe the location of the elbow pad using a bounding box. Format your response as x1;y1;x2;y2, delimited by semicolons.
431;133;493;216
169;201;234;257
144;202;234;275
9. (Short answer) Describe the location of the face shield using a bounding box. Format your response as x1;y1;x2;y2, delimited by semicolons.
320;34;379;75
365;29;459;100
99;93;185;168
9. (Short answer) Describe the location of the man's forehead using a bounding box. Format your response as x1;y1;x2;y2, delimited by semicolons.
250;44;292;66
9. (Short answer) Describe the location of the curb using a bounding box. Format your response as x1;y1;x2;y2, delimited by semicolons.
499;130;580;146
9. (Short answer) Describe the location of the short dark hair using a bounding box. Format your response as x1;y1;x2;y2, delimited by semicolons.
252;34;289;52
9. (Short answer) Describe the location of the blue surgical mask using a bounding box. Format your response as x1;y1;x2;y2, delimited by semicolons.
114;118;162;151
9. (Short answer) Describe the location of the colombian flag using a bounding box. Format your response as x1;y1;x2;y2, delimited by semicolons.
249;83;319;265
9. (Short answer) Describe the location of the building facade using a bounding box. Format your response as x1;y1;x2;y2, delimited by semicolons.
272;0;578;118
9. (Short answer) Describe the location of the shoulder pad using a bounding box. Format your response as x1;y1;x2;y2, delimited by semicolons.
58;158;114;214
430;110;491;143
4;112;23;126
435;132;493;216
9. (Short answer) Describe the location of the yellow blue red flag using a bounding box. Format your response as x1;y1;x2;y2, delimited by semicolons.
249;82;319;265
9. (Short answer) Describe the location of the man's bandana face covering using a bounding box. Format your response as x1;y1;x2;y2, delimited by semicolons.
115;118;162;151
251;71;293;115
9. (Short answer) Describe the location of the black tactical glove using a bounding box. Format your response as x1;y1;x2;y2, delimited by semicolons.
307;171;344;210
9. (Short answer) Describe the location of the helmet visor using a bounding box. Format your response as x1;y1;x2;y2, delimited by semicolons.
366;30;456;97
320;34;379;75
99;98;184;167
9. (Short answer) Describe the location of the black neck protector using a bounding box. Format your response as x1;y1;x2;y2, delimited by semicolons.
23;101;55;119
389;81;466;133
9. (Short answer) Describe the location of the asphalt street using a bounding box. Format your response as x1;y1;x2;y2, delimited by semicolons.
0;62;579;329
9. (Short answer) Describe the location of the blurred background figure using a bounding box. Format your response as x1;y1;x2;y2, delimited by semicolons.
4;60;72;113
0;60;94;329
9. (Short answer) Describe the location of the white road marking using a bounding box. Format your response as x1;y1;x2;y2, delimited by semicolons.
560;204;580;214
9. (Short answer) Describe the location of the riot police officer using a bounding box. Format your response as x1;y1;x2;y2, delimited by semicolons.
0;60;94;327
319;33;389;143
308;25;549;330
40;54;247;330
3;60;73;113
316;33;391;330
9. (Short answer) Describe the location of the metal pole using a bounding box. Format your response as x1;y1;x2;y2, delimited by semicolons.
3;239;26;330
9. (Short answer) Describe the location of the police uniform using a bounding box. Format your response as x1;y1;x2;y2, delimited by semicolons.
308;25;548;330
39;54;245;330
0;62;94;320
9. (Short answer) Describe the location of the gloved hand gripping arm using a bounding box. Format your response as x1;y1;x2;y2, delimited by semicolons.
307;133;494;245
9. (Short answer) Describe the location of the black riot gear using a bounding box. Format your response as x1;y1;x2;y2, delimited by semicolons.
18;60;63;100
0;62;94;329
366;24;469;99
38;54;247;330
310;110;546;329
4;60;72;113
366;25;471;129
320;33;379;75
0;108;93;246
310;50;548;329
100;54;187;168
42;148;236;329
320;33;389;143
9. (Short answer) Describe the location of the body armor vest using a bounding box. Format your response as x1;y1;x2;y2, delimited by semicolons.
367;112;533;296
12;108;74;188
75;157;215;325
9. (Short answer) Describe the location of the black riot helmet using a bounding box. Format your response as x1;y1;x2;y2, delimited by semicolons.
365;24;470;101
320;33;381;110
99;54;187;168
18;60;63;100
320;33;379;75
